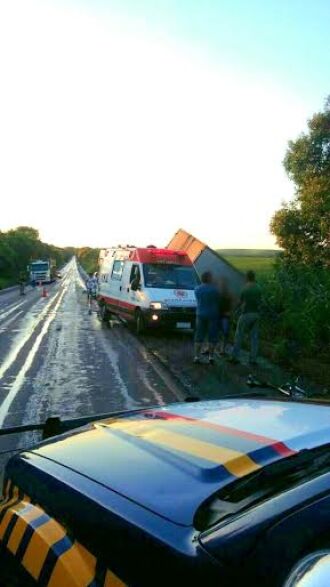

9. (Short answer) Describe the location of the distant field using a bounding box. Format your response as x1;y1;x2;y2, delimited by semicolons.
217;249;279;257
217;249;278;277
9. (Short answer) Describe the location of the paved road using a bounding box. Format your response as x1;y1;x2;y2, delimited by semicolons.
0;259;183;475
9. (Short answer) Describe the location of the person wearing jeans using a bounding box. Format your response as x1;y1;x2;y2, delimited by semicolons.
230;270;262;365
194;271;220;365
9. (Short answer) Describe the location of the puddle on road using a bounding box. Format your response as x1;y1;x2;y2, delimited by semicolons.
1;262;184;435
0;292;61;385
0;286;68;427
95;328;138;410
20;270;95;425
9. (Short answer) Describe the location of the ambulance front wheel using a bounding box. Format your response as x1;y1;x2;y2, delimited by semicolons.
135;310;145;335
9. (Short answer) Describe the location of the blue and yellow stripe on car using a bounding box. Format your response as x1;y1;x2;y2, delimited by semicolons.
104;409;296;480
0;481;126;586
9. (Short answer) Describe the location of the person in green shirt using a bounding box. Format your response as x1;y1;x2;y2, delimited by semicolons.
230;270;262;365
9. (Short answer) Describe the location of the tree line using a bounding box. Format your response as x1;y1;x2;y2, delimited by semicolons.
0;227;75;289
75;248;100;276
264;95;330;384
0;227;101;290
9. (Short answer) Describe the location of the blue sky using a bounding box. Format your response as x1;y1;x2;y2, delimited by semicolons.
81;0;329;105
0;0;329;248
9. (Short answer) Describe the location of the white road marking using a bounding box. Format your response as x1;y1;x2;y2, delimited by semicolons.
0;311;24;332
0;291;61;386
0;286;68;427
0;301;25;322
137;367;166;405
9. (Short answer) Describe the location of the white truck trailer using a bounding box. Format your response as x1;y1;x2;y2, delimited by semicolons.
167;229;244;298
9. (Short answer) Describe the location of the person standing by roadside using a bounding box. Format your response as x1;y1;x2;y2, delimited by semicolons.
218;277;233;355
18;271;26;296
86;273;98;302
230;270;262;365
194;271;220;365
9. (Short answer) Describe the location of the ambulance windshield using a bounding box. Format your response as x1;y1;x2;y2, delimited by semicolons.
143;264;198;289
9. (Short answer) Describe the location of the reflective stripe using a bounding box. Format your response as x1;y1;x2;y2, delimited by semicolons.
3;479;11;500
104;569;127;587
47;541;96;587
109;420;260;477
22;518;66;580
0;509;15;540
0;494;23;539
0;486;19;516
0;492;125;587
7;503;38;554
148;410;296;457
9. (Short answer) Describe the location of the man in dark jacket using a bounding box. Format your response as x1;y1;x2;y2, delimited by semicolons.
230;270;262;365
194;271;220;364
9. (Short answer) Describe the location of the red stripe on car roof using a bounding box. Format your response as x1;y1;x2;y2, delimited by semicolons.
148;410;296;457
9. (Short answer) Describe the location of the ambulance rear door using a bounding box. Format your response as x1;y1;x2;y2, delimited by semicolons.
109;257;126;309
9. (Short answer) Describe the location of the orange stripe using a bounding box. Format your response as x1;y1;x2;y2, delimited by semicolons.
149;411;296;455
47;541;96;587
108;420;260;476
4;479;11;500
104;568;127;587
0;495;25;540
0;509;15;540
7;504;43;555
22;518;66;580
0;486;19;515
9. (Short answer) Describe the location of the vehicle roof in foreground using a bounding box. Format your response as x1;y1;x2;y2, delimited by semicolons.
26;399;330;526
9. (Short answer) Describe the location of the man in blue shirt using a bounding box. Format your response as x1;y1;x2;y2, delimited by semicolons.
194;271;220;364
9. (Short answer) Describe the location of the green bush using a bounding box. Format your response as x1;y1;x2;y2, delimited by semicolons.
261;261;330;360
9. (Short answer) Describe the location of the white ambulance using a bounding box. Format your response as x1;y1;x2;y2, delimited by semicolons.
97;246;198;333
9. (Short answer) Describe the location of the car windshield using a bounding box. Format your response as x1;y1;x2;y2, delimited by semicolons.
31;263;48;272
143;263;198;289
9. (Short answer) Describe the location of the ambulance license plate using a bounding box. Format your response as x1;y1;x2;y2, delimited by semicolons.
176;322;191;329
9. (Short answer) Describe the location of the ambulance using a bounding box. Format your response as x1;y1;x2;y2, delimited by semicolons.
97;246;199;333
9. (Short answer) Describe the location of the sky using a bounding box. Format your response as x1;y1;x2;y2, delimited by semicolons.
0;0;329;249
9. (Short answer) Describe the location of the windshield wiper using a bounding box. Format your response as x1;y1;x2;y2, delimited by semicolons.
195;443;330;530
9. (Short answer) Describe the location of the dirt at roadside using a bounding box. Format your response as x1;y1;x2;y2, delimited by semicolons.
141;331;328;401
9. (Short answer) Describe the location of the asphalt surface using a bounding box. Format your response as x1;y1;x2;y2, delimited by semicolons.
0;259;184;476
0;259;323;483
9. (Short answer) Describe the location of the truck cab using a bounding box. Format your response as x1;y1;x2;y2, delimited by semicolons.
28;260;52;285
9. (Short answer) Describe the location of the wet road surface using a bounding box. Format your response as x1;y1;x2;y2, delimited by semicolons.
1;260;320;481
0;259;184;474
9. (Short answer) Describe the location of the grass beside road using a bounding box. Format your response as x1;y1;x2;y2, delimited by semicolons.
216;249;329;389
0;277;13;290
222;255;275;277
217;249;278;277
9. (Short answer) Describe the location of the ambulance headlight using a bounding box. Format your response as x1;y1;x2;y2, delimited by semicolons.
149;302;168;310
